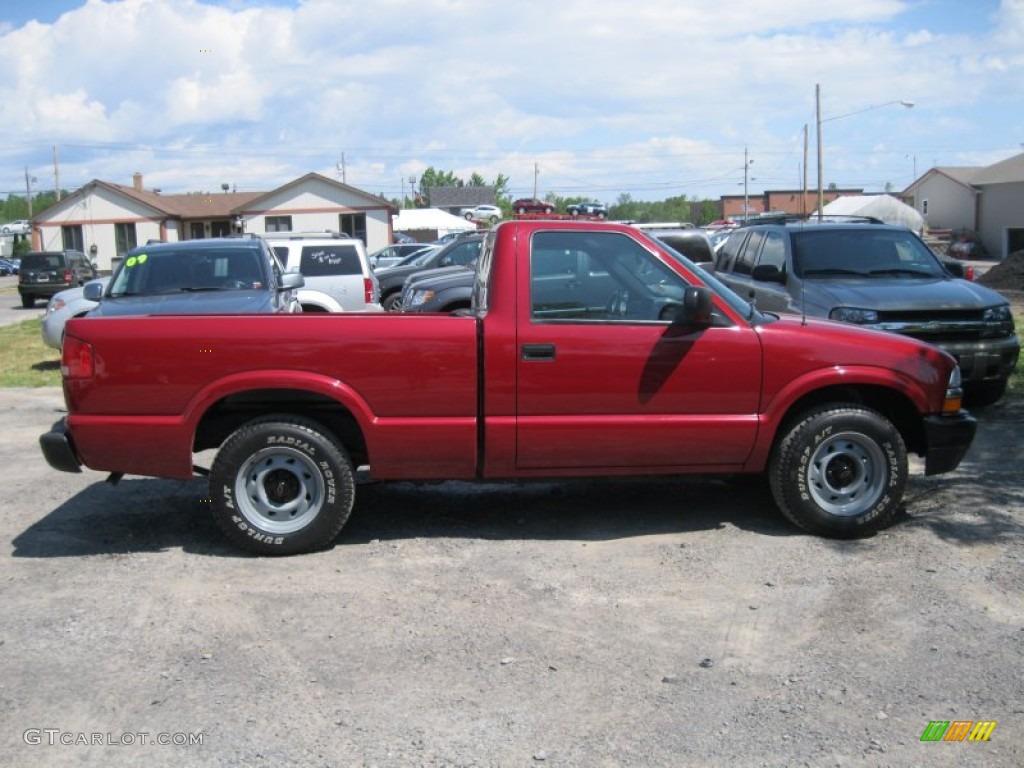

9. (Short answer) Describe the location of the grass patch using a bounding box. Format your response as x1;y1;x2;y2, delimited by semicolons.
0;318;61;387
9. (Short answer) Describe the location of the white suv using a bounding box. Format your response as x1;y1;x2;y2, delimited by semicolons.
264;232;381;312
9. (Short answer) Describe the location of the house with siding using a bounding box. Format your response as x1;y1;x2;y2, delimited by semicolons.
902;152;1024;258
31;172;395;273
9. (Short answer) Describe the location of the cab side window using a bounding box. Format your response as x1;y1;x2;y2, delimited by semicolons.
529;231;688;323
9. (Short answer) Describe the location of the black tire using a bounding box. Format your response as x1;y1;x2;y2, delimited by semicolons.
768;405;907;538
963;379;1006;409
464;212;473;220
20;293;34;308
381;292;402;311
209;415;355;555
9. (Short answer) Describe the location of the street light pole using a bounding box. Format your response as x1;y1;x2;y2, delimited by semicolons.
815;83;915;220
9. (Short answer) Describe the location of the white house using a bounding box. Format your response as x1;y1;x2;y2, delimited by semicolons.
31;172;396;273
903;152;1024;258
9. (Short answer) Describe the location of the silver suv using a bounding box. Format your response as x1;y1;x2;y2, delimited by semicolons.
264;232;381;311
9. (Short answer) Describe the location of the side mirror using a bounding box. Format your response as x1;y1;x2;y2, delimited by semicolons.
280;271;305;290
751;264;785;283
83;282;105;301
663;286;714;327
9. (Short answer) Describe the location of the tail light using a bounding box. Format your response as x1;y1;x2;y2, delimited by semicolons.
364;277;374;304
61;336;95;379
964;266;975;281
63;269;72;283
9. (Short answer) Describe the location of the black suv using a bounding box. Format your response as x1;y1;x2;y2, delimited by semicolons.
377;232;484;310
713;220;1019;406
18;249;96;307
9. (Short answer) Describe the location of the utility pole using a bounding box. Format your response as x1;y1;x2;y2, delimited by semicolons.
25;166;33;217
816;83;823;221
53;145;61;201
533;162;539;200
740;147;754;220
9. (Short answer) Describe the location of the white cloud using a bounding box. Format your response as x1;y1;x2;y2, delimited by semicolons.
0;0;1020;200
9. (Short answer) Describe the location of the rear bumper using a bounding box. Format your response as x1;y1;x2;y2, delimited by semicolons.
922;411;977;476
39;419;83;474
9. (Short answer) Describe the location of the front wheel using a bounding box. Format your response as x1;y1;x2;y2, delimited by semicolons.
381;292;402;311
769;405;907;538
209;415;356;555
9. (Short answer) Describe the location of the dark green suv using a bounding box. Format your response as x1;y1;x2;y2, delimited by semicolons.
18;250;97;308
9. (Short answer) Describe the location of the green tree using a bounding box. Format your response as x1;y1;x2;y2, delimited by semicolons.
416;168;464;205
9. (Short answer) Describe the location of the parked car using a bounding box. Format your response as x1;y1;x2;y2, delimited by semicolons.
398;262;477;313
264;231;380;312
0;257;18;275
713;220;1019;406
1;220;31;234
377;232;485;310
393;231;417;244
460;204;502;222
643;227;715;263
85;238;303;317
18;249;97;307
511;198;554;215
41;277;111;350
432;230;476;246
369;242;433;270
566;201;608;218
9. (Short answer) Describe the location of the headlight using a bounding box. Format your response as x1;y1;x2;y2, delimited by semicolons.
943;365;964;414
46;298;66;315
406;289;435;307
829;307;879;324
982;304;1012;323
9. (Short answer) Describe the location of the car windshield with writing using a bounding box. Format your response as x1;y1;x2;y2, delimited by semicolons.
109;247;267;297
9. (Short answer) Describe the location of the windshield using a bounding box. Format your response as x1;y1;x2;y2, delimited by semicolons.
109;247;267;297
793;229;946;279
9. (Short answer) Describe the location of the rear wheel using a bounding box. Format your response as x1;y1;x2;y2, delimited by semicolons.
769;405;907;538
209;415;355;555
20;294;34;308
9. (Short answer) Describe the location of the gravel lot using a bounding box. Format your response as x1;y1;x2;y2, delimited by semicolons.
1;386;1021;767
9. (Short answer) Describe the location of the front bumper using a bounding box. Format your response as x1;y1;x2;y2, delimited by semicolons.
922;411;977;476
39;419;83;474
934;335;1020;384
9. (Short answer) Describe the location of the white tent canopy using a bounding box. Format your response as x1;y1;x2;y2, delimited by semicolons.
818;194;924;232
393;208;476;237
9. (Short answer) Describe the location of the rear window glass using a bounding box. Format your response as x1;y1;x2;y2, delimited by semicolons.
22;253;63;270
299;245;362;277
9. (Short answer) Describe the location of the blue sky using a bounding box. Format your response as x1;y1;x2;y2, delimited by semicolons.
0;0;1021;204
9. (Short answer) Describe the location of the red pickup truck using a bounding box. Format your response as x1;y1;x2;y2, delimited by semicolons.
41;221;976;555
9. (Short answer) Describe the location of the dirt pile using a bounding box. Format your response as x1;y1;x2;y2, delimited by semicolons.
978;250;1024;291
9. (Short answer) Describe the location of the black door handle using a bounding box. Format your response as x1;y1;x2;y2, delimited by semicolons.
521;343;556;361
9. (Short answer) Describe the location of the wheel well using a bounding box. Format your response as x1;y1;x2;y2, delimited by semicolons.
194;388;369;466
300;304;329;313
775;384;926;456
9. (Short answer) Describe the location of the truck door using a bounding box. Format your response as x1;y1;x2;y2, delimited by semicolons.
515;230;763;471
